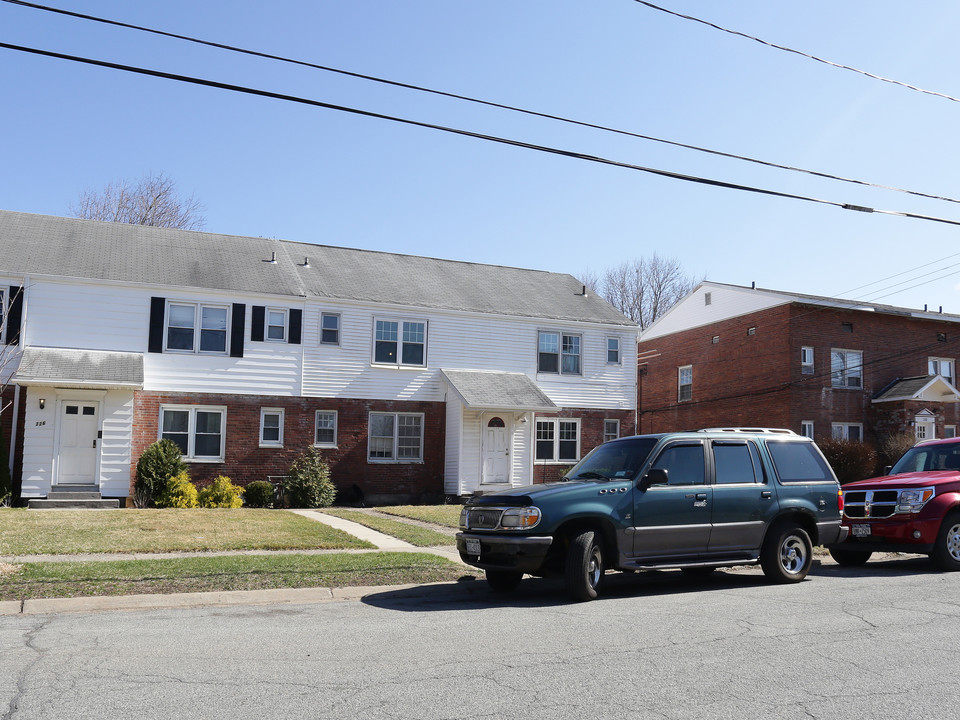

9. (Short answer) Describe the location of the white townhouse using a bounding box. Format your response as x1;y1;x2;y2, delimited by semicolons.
0;210;638;504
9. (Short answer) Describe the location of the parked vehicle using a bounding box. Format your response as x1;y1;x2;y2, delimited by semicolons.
456;428;846;601
827;437;960;570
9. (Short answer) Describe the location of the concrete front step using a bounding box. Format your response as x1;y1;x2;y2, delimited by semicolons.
28;497;120;509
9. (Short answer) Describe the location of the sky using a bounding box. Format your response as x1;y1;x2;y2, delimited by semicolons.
3;1;960;313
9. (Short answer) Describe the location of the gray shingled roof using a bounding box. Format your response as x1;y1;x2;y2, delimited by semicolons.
441;369;557;410
14;347;144;387
0;210;635;326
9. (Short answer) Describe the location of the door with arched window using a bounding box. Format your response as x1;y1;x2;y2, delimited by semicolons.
482;416;511;484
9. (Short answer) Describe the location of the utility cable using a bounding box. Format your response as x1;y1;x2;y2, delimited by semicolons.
634;0;960;105
4;0;960;206
5;41;960;231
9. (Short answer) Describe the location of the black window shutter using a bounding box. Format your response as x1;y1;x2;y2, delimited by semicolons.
6;286;23;346
230;303;246;357
147;297;165;353
251;306;265;342
289;309;302;344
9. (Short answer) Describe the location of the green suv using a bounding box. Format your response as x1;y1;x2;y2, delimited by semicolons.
457;428;846;601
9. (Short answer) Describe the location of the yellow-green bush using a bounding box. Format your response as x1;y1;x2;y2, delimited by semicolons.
155;471;199;508
198;476;244;509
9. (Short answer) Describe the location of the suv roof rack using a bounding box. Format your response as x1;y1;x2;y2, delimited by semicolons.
698;427;797;435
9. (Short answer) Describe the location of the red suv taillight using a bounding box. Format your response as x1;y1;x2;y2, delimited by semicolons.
837;489;844;513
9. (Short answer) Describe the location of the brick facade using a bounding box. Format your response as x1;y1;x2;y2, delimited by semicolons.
638;302;960;445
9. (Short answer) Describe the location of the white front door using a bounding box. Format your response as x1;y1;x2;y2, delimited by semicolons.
58;402;100;485
482;416;511;484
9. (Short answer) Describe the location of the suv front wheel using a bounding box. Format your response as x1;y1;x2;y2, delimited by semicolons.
761;522;812;583
931;511;960;572
565;530;604;602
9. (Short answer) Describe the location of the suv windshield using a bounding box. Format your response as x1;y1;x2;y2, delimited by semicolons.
565;437;658;481
891;442;960;474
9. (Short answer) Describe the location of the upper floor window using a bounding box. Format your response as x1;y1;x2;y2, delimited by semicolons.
831;349;862;389
259;408;284;447
603;419;620;443
266;309;287;342
678;365;693;402
930;357;955;385
801;346;814;375
368;412;423;462
320;313;341;345
166;302;229;354
160;405;226;461
374;319;426;366
606;337;621;365
538;331;581;374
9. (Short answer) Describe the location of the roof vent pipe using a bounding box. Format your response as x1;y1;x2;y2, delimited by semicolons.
751;281;756;289
925;304;928;311
263;251;277;264
582;284;588;297
301;257;310;268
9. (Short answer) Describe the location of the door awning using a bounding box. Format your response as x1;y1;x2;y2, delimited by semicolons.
440;369;557;411
873;375;960;403
12;347;144;389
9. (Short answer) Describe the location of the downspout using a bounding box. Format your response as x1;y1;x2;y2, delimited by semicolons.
7;275;28;483
7;384;19;478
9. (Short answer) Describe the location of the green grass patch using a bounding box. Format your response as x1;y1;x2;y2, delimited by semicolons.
0;508;373;555
0;552;479;601
375;505;463;529
321;508;455;547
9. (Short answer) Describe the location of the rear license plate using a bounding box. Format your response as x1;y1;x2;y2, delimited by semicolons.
465;538;481;556
851;524;871;537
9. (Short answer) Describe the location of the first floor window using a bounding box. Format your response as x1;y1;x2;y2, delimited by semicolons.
535;418;580;462
315;410;338;447
831;349;862;389
800;421;814;439
368;412;423;462
161;406;226;460
260;408;284;447
946;426;957;439
604;419;620;443
678;365;693;402
832;423;862;442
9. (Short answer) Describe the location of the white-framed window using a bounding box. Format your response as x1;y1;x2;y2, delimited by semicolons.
831;349;862;389
604;419;620;443
678;365;693;402
535;418;580;462
606;337;621;365
265;309;287;342
315;410;338;447
368;412;423;462
538;331;582;375
946;425;957;439
374;319;426;366
801;346;814;375
259;408;284;447
929;357;955;385
831;423;863;442
800;421;814;439
160;405;226;461
320;312;340;345
165;301;229;354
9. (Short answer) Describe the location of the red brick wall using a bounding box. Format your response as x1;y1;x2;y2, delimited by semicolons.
1;385;25;499
532;408;635;483
132;392;446;504
638;301;960;443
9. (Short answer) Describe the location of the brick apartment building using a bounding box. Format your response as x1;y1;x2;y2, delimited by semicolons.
637;282;960;445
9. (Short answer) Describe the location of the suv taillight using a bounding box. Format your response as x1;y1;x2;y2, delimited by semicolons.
837;489;844;513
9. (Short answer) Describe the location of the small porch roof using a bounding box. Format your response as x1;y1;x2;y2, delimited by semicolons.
440;369;557;411
873;375;960;403
12;347;144;389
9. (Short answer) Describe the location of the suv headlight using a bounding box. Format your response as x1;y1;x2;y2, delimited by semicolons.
898;487;935;513
499;507;541;529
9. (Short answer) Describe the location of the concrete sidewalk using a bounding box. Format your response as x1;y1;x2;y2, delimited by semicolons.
0;509;469;616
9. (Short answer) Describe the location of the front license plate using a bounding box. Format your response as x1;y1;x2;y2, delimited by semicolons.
465;538;481;556
851;524;871;537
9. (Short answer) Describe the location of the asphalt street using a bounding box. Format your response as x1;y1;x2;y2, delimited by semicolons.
2;556;959;720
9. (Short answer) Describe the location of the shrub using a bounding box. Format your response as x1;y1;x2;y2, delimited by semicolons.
818;438;878;485
198;476;244;508
285;447;336;508
244;481;276;508
134;439;187;508
155;471;199;508
876;432;917;473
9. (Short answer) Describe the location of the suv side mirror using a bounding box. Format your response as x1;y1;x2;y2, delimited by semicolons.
883;465;892;475
639;468;668;491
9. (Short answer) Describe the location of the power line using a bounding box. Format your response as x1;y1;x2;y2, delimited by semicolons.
4;0;960;207
634;0;960;105
5;41;960;232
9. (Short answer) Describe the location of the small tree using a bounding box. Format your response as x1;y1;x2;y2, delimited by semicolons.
134;439;187;508
285;447;337;508
70;172;205;230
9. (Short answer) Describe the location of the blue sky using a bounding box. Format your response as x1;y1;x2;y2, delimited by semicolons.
3;1;960;312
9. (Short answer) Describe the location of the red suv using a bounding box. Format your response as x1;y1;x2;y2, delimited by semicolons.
828;437;960;570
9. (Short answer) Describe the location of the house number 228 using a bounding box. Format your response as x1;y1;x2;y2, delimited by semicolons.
35;421;46;427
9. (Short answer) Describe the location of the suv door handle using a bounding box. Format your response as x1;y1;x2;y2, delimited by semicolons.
695;493;707;501
761;491;772;499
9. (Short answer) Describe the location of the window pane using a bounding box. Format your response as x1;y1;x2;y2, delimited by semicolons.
321;314;340;344
194;433;221;457
162;410;189;433
200;329;226;352
397;415;422;458
371;414;394;436
847;425;862;442
402;322;424;343
401;342;424;365
195;411;222;434
163;432;189;455
652;444;705;486
201;306;227;331
714;444;757;484
375;341;397;363
539;332;559;354
375;323;398;363
168;304;195;328
316;412;336;445
607;338;620;363
167;327;194;351
376;321;398;341
538;352;559;373
558;420;579;461
562;335;581;374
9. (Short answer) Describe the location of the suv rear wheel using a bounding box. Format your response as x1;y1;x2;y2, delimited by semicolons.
565;530;604;602
828;547;872;566
761;522;812;583
931;512;960;571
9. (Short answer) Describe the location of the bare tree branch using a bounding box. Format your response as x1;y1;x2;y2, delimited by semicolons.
70;172;206;230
